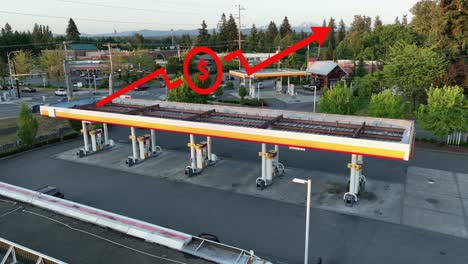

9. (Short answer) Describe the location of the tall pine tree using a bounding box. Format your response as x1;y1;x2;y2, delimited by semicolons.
66;18;80;41
196;20;210;45
279;16;293;37
337;19;346;44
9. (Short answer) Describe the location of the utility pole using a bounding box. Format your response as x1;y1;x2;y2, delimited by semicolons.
177;44;181;60
306;44;309;67
7;51;20;99
235;4;245;70
12;59;20;99
63;42;72;101
108;43;114;95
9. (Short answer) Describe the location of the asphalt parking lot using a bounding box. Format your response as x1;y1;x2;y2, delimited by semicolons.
1;137;468;264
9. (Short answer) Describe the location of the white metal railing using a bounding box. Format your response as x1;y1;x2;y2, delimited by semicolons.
0;237;66;264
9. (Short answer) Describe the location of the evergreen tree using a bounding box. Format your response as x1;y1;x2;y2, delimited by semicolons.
402;15;408;26
218;13;228;49
394;16;401;25
327;18;336;48
374;16;383;28
66;18;80;41
196;20;210;45
266;21;279;46
279;16;293;37
17;102;38;147
225;14;238;51
337;19;346;44
246;24;259;52
350;15;372;33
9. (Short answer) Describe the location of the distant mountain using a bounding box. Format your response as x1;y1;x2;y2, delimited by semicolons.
82;22;321;38
81;28;199;38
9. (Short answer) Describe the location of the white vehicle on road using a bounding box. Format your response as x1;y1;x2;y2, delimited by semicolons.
54;89;67;96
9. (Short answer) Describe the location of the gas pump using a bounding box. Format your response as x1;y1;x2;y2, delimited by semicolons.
185;135;217;177
77;122;113;157
125;130;162;167
256;145;285;190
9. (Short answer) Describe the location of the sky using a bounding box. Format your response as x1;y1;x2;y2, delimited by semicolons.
0;0;421;34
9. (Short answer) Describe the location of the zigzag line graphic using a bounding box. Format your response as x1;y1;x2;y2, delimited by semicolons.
95;26;329;108
96;68;182;107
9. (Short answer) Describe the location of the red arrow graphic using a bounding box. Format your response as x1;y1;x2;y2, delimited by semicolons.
224;27;329;76
95;26;329;108
96;67;182;107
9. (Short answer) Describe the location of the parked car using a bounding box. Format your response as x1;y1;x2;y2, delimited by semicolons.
21;87;36;93
134;85;149;91
0;85;10;90
225;75;235;81
36;186;64;199
18;81;29;86
55;88;67;96
73;82;83;88
257;82;263;89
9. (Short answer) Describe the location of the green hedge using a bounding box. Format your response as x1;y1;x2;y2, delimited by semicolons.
0;131;79;159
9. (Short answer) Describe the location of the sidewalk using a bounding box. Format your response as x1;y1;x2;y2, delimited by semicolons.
54;143;468;239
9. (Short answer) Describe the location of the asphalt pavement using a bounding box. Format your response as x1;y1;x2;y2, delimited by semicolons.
1;137;467;264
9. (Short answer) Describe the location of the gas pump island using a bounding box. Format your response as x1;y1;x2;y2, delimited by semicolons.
41;99;414;207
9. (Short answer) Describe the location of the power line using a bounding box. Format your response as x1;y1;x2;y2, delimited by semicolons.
0;10;206;26
57;0;208;15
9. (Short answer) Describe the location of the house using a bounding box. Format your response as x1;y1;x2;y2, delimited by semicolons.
66;44;98;60
306;61;348;88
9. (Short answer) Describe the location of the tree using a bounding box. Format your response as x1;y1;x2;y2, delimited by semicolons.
410;0;438;37
167;74;208;103
131;33;144;49
66;18;80;41
284;53;300;69
417;85;467;138
214;86;224;97
126;50;155;72
17;102;38;147
238;85;247;100
368;90;406;118
225;81;234;89
265;21;279;47
0;59;9;85
12;50;32;77
355;72;384;97
245;24;259;52
38;50;65;86
383;42;447;109
374;16;383;28
324;41;334;60
166;57;181;74
224;14;238;51
337;19;346;44
196;20;210;45
401;15;408;26
319;85;357;114
279;16;293;37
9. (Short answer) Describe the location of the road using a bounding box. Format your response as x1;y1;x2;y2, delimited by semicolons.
1;136;467;263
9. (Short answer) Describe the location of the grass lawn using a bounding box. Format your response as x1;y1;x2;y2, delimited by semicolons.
0;116;71;145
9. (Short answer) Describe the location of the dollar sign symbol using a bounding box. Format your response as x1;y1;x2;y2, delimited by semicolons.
197;58;209;83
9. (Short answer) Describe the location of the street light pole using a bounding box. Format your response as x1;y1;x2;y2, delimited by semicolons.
7;51;21;99
313;85;317;113
293;178;311;264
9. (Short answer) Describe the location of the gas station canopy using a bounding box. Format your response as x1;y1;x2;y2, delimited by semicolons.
229;68;310;79
40;99;415;160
